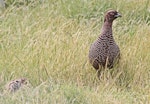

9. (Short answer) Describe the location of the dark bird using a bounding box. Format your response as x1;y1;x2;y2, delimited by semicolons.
89;10;121;78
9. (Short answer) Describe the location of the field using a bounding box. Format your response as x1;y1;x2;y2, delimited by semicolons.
0;0;150;103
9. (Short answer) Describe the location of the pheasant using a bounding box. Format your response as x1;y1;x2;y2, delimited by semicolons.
6;78;28;93
89;10;121;78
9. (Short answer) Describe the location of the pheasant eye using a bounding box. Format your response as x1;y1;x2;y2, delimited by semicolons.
16;80;19;83
110;12;114;16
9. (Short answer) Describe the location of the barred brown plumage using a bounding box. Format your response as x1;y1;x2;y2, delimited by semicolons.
89;10;121;78
6;78;28;93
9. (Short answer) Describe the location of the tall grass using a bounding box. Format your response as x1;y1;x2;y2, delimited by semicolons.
0;0;150;103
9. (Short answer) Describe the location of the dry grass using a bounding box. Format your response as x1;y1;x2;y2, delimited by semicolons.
0;0;150;104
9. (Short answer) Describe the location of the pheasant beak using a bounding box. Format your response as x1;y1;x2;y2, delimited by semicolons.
114;13;122;18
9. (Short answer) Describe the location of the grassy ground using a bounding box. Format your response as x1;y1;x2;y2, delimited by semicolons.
0;0;150;103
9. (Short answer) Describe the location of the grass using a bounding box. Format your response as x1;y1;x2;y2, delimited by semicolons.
0;0;150;103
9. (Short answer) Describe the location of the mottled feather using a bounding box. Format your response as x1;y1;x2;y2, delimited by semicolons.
89;10;121;76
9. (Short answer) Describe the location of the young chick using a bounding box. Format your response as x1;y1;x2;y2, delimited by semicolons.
6;78;28;93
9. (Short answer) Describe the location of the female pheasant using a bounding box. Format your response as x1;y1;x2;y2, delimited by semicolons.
89;10;121;77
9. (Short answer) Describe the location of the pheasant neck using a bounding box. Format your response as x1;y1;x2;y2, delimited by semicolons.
100;21;113;37
104;21;113;27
